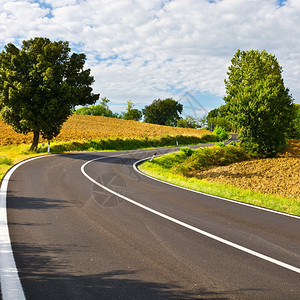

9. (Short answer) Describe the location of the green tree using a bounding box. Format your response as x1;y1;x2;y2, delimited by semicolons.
207;116;233;132
0;37;99;151
177;116;202;128
143;98;183;126
224;49;294;157
288;104;300;139
207;108;220;119
207;105;233;132
74;97;119;118
122;100;142;121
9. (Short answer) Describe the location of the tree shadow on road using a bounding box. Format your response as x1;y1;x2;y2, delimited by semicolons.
9;242;232;300
6;194;72;210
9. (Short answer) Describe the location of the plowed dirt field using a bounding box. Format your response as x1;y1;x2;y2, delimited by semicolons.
191;140;300;200
0;115;209;146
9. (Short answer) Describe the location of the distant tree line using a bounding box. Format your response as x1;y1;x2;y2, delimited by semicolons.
75;97;184;125
74;97;208;129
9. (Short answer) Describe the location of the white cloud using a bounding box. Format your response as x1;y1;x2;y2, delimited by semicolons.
0;0;299;111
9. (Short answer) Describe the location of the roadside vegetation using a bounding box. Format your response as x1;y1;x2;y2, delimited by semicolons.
0;144;44;179
139;140;300;216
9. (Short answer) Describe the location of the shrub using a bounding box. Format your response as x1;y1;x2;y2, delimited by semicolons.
215;142;225;147
174;144;252;175
213;126;230;142
151;151;187;169
180;147;195;156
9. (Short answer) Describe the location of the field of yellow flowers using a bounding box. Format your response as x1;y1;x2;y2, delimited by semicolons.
0;115;210;146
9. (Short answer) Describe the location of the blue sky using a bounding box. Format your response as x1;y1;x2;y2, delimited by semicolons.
1;0;299;116
279;0;287;5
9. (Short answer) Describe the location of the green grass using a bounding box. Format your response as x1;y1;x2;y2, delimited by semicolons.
139;148;300;216
152;143;255;175
0;155;12;165
0;155;13;179
0;144;48;180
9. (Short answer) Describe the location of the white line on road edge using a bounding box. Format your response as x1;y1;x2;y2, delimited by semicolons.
81;155;300;275
133;157;300;220
0;155;53;300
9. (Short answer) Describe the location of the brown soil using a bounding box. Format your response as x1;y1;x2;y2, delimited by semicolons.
190;140;300;200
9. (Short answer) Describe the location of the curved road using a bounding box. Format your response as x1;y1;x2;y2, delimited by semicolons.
1;145;300;299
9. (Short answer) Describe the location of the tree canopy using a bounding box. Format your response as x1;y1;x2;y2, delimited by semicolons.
206;105;233;132
0;37;99;150
122;100;142;121
74;97;119;118
142;98;183;126
224;49;294;157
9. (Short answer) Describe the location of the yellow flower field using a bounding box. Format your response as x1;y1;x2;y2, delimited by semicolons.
0;114;210;146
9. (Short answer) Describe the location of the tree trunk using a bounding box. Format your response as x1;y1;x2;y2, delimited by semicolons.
29;131;39;152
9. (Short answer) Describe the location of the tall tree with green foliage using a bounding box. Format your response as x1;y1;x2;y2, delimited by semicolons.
0;37;99;151
143;98;183;126
224;49;294;157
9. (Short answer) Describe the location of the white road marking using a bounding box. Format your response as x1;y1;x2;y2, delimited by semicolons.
81;155;300;274
1;149;299;300
133;157;300;220
0;157;49;300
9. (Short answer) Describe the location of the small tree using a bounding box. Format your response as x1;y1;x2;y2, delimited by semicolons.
213;126;230;143
177;116;202;128
122;100;142;121
75;97;119;118
0;37;99;151
143;98;183;126
207;105;233;132
224;49;294;157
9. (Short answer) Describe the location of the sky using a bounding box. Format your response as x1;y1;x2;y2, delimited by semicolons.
0;0;299;116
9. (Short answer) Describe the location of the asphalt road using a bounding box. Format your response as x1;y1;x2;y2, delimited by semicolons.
2;144;300;299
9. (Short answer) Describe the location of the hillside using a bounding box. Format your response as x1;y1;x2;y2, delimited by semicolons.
190;140;300;200
0;114;210;146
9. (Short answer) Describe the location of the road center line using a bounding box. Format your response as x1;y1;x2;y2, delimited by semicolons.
81;155;300;275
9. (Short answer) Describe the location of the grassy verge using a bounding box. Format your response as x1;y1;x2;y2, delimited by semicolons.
138;146;300;216
0;144;48;179
0;134;218;181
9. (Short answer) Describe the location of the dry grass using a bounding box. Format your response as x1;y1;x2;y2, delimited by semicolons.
0;114;210;146
191;140;300;200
